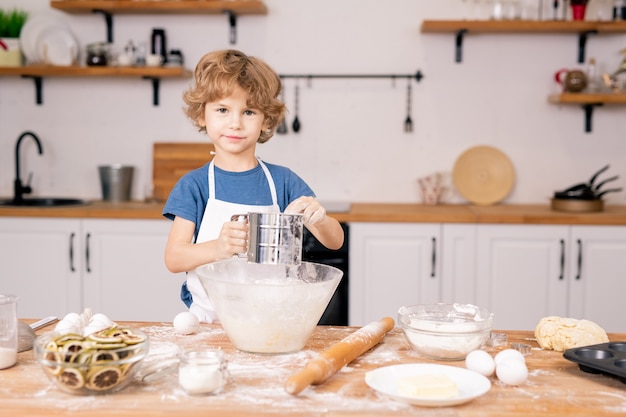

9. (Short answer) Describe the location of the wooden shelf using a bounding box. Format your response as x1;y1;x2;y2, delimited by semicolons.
548;92;626;133
0;65;191;78
548;92;626;104
421;20;626;63
50;0;268;15
0;65;192;106
50;0;268;44
421;20;626;33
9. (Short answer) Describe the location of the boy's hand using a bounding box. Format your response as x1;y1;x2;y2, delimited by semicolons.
285;196;327;227
216;220;249;259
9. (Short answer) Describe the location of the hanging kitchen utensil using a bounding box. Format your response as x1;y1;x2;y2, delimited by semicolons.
276;79;288;134
292;81;301;133
404;81;413;133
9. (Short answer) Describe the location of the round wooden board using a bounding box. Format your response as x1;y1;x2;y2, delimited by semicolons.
452;146;515;206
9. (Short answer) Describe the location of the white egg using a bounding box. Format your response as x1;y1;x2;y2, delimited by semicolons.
89;313;115;328
496;360;528;386
465;349;496;377
54;319;81;335
173;312;200;335
494;349;526;366
62;312;83;326
83;322;112;336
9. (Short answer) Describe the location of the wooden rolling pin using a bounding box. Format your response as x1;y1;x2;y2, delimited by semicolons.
284;317;395;395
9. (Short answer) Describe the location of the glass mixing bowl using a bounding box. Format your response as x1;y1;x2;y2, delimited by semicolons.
398;303;493;361
196;258;343;354
34;327;149;394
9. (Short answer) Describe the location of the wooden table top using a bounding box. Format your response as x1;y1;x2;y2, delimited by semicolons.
2;321;626;417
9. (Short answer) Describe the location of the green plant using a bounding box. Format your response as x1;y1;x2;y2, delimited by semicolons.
0;8;28;38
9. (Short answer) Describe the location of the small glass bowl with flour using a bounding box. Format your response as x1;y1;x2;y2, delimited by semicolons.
398;303;493;361
178;348;228;395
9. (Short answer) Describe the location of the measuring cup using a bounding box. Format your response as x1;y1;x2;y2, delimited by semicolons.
231;212;303;265
0;295;18;370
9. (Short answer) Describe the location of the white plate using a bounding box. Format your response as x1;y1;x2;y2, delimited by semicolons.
365;363;491;407
36;25;78;66
19;11;73;64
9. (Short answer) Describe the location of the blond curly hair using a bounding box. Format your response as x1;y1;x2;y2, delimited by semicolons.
183;49;285;144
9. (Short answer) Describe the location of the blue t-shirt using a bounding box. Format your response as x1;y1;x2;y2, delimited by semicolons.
162;161;315;240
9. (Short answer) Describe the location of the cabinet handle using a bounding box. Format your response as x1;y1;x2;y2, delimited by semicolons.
69;232;75;272
559;239;565;280
85;233;92;273
576;239;582;280
431;237;436;278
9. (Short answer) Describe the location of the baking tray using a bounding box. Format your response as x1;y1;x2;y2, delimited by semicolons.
563;342;626;383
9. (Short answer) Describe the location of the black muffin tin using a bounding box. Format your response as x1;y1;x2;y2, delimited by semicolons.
563;342;626;384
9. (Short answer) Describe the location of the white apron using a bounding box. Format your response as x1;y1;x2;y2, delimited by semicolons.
186;158;280;323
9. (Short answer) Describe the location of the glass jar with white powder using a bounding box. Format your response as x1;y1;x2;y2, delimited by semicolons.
178;348;228;395
0;295;18;370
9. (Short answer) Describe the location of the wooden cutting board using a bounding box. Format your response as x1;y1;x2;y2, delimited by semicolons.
152;142;215;202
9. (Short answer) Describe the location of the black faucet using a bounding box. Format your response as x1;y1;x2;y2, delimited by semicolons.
13;131;43;203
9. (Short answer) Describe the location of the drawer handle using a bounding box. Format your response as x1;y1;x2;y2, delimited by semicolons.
431;237;436;278
576;239;582;280
559;239;565;280
85;233;92;273
69;232;75;272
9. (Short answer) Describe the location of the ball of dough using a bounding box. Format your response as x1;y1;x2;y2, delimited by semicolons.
465;350;495;377
173;312;200;335
535;316;609;352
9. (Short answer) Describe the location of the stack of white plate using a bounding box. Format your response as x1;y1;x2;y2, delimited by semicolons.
19;11;79;66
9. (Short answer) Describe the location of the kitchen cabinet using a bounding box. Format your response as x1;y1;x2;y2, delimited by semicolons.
440;223;478;305
0;217;83;318
475;224;569;331
0;217;184;321
349;223;442;326
349;223;476;326
349;221;626;331
475;224;626;332
567;225;626;332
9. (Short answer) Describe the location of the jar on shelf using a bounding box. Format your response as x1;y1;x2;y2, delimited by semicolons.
86;42;110;66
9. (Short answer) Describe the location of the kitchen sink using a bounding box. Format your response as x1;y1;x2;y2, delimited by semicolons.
0;198;90;207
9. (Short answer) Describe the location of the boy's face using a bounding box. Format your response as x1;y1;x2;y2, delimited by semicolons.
199;85;269;155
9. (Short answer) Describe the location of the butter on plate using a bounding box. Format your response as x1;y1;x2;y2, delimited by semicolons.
397;374;458;399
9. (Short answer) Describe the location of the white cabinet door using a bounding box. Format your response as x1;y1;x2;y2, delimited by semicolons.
349;223;442;326
441;224;477;305
82;219;185;322
568;225;626;332
475;225;569;330
0;218;82;318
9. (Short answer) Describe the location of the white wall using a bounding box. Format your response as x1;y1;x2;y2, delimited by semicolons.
1;0;625;205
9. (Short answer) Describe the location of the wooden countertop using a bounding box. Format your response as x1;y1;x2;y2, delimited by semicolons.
2;200;626;225
3;321;626;417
